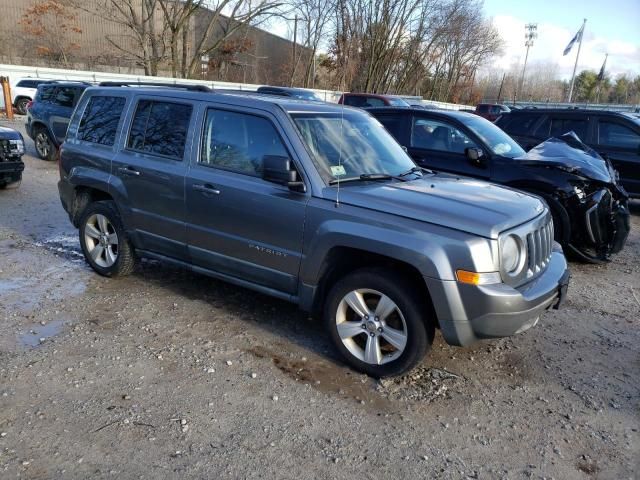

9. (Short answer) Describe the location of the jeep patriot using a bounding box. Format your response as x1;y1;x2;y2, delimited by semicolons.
58;83;570;377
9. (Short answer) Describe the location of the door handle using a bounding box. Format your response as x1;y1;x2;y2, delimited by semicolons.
192;183;221;195
118;166;141;176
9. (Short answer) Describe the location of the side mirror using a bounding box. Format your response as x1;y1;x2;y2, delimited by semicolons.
465;147;486;167
262;155;306;192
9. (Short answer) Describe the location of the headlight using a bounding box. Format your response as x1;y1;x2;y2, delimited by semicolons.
9;139;24;155
500;234;525;276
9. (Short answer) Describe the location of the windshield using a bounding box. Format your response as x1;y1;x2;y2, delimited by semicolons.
462;114;526;158
292;111;416;183
388;97;410;107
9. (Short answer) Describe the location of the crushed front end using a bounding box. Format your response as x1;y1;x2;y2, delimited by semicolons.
0;130;26;188
567;181;630;262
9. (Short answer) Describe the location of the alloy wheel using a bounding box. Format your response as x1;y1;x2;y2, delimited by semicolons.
335;288;408;365
84;214;119;268
35;132;50;158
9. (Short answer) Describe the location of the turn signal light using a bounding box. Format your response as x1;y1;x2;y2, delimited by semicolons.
456;270;501;286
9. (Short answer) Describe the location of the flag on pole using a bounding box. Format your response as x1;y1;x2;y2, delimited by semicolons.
597;54;608;81
563;24;585;56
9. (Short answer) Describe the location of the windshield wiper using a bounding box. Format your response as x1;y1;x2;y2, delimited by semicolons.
329;173;407;185
399;166;431;177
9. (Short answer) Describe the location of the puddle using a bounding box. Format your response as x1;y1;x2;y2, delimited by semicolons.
18;318;66;347
247;345;392;410
32;234;84;263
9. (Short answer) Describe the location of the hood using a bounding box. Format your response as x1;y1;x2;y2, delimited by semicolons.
0;126;23;140
515;132;612;183
324;173;545;239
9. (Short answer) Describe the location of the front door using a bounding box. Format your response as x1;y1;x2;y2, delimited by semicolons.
185;106;308;295
594;117;640;196
111;97;195;261
407;115;491;179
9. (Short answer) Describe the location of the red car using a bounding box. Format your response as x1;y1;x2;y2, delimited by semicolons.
475;103;511;122
338;93;410;108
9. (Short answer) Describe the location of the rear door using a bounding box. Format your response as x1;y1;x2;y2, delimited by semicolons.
185;104;308;295
111;97;195;261
49;86;84;144
407;114;490;179
593;116;640;195
535;113;591;144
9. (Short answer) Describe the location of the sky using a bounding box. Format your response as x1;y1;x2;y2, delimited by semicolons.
483;0;640;79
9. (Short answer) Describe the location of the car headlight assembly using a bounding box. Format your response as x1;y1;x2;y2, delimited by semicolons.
9;139;25;155
500;234;526;278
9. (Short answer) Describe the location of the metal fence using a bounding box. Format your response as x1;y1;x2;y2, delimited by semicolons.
0;63;474;110
483;99;639;113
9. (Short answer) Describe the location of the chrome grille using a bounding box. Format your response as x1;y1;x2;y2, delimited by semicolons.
526;218;553;276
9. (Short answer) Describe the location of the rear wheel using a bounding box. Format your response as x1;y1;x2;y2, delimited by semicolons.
15;98;30;115
34;127;57;161
324;268;434;377
79;201;136;277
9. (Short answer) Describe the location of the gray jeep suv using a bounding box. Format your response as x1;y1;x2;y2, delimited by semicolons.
58;83;570;377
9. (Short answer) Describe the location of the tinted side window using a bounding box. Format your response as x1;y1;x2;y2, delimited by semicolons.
17;80;37;88
343;96;365;107
364;97;385;107
53;87;77;108
477;105;489;113
376;114;404;139
127;100;192;159
504;114;541;136
77;96;126;146
411;117;477;153
598;121;640;149
200;108;289;176
549;117;588;140
38;86;57;103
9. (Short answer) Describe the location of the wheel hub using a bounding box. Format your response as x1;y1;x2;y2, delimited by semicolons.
365;319;380;334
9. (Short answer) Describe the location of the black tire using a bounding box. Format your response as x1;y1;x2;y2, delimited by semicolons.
324;268;434;378
33;127;57;161
79;201;136;277
15;98;29;115
532;191;571;247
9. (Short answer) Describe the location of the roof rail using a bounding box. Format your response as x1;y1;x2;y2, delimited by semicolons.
48;80;92;85
98;81;212;92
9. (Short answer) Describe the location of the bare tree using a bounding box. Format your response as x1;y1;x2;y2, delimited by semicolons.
19;0;83;67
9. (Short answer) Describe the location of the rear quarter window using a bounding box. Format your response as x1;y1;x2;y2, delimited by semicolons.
77;96;127;146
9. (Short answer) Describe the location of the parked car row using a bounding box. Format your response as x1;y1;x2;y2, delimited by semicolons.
6;81;634;377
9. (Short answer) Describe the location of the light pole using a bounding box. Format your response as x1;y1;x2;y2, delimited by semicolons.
516;23;537;104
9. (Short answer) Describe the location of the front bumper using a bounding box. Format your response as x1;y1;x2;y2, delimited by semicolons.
569;187;630;259
0;159;25;176
425;243;569;347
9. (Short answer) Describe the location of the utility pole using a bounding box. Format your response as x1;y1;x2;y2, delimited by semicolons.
567;19;587;103
291;15;298;87
516;23;537;104
497;72;506;103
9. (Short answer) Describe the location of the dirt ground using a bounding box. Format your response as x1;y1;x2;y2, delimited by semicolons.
1;118;638;479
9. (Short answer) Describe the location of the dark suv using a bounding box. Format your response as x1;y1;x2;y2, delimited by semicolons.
496;109;640;197
26;81;90;161
58;83;569;377
475;103;511;122
369;107;630;263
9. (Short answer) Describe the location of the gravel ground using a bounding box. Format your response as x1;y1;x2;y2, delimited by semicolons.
1;119;638;479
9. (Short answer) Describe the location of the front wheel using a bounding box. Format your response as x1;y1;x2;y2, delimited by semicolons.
324;268;434;377
79;201;136;277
